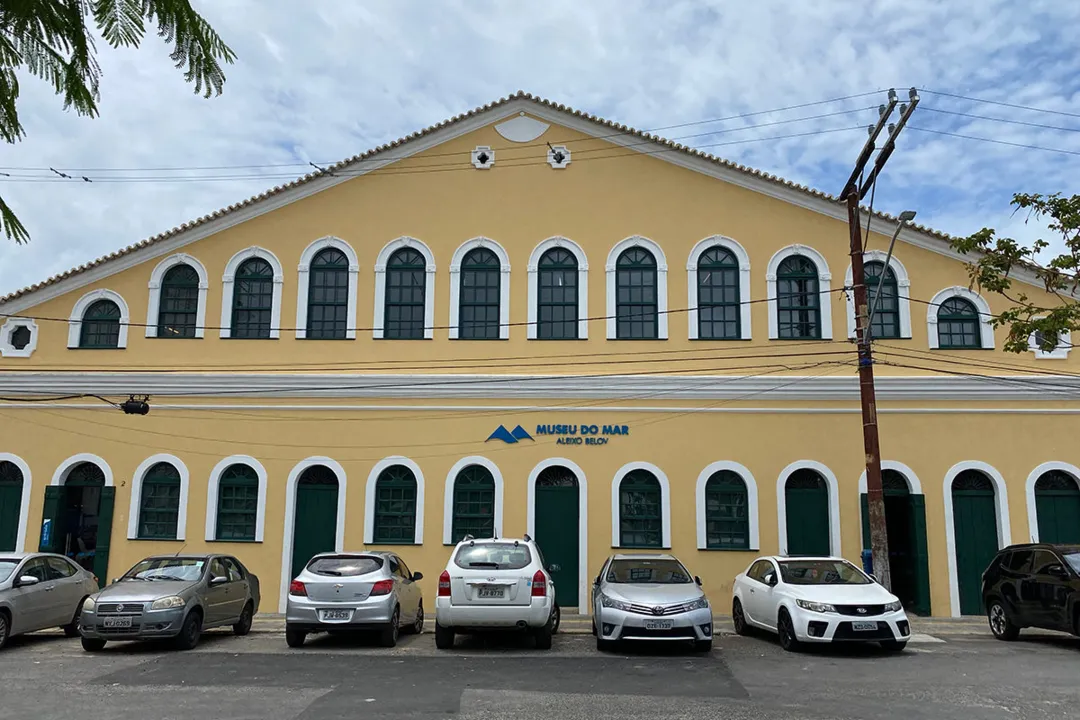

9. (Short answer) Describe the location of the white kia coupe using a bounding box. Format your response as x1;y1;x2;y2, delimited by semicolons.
731;556;910;652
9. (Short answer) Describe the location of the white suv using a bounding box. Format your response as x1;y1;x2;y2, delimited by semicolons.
434;535;556;650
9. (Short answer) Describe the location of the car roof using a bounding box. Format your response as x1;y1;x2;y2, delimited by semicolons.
761;556;849;562
311;550;394;558
1001;543;1080;553
143;554;211;561
612;553;677;561
0;552;70;561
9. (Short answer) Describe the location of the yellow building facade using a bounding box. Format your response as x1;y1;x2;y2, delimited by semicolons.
1;93;1078;619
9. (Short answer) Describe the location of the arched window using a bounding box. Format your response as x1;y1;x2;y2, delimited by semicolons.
66;461;106;486
458;248;501;339
157;264;200;339
697;246;741;340
864;261;900;339
619;470;662;547
451;465;495;542
306;248;349;340
776;255;821;339
372;465;418;544
616;247;658;339
216;464;259;541
79;300;122;348
385;248;427;339
537;248;579;340
704;470;749;549
137;463;181;539
937;297;980;349
231;258;275;339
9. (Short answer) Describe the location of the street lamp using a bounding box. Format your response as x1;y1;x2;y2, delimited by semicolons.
867;210;917;335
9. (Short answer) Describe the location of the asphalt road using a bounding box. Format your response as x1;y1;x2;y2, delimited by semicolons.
2;627;1078;719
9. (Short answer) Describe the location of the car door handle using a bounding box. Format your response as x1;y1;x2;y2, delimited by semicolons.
749;588;755;594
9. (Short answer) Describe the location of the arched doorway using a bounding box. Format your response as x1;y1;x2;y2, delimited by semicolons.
41;460;114;587
290;465;339;578
534;466;580;608
1034;470;1080;543
0;461;24;551
951;470;998;615
860;470;931;615
785;469;830;556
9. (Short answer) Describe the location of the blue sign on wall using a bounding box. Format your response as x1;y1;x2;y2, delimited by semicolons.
487;423;630;446
40;518;52;548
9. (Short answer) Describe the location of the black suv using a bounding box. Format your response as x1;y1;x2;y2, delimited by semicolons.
981;543;1080;641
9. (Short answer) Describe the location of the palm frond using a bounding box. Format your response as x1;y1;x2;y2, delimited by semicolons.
145;0;235;97
92;0;146;47
0;193;31;244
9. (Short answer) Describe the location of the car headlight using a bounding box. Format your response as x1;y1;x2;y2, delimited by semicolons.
795;599;837;614
150;596;186;610
883;601;903;613
82;596;96;612
600;594;632;612
686;597;710;611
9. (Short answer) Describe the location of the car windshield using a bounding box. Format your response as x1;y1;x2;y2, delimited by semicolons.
308;556;383;577
778;559;870;585
1065;553;1080;575
606;559;692;584
0;559;17;582
123;557;206;582
454;543;532;570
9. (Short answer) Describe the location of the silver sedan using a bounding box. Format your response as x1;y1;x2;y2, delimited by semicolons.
285;551;424;648
0;552;99;649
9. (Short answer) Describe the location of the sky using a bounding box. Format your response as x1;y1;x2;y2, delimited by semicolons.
2;0;1078;296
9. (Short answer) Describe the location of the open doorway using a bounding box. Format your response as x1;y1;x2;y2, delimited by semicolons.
861;470;931;616
40;461;114;587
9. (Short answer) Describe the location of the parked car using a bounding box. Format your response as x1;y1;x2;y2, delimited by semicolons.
285;551;424;648
731;556;910;652
982;543;1080;641
591;553;713;652
79;554;260;651
434;535;556;650
0;552;99;650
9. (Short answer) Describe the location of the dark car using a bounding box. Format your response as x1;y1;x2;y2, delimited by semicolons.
981;543;1080;641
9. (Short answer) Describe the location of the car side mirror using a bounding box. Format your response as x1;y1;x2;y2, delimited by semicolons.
763;572;777;587
594;575;601;586
14;575;40;588
209;575;229;587
1047;564;1069;578
694;575;702;586
548;563;561;573
411;571;423;581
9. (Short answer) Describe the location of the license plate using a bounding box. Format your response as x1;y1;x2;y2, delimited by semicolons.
319;609;353;622
102;617;132;628
852;621;878;631
476;586;505;599
644;619;674;630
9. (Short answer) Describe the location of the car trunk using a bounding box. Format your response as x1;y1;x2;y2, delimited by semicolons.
303;555;385;603
450;566;533;606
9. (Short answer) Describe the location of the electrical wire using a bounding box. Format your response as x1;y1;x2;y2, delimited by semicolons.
875;359;1080;397
918;89;1080;120
907;126;1080;157
920;106;1080;134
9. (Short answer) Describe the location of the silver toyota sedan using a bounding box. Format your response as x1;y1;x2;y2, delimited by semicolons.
0;552;99;650
79;554;260;651
591;553;713;652
285;551;424;648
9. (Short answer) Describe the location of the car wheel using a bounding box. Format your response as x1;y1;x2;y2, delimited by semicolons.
551;604;561;635
694;639;713;653
987;600;1019;641
173;610;202;651
880;640;907;652
285;627;307;648
434;621;454;650
777;609;801;652
732;598;748;636
62;598;86;638
408;602;424;635
0;611;10;650
534;620;553;650
233;602;254;636
379;608;400;648
81;636;106;652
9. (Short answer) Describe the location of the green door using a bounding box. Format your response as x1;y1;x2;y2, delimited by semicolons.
39;485;66;553
290;470;339;579
785;470;830;556
951;471;999;615
860;490;932;616
94;487;115;588
1034;471;1080;544
0;461;24;551
534;466;580;608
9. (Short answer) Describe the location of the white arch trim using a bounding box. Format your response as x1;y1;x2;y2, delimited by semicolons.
51;453;114;486
695;461;759;550
610;461;672;549
363;456;426;545
146;253;209;339
277;457;348;612
856;460;923;495
67;289;130;348
442;456;504;544
687;236;752;341
295;237;360;340
1024;461;1080;543
205;455;268;542
448;237;511;340
127;454;190;541
775;460;842;557
844;250;912;339
526;458;589;613
765;245;833;340
927;286;995;349
605;236;669;340
527;237;589;340
373;236;436;340
942;461;1012;617
220;247;285;339
0;454;33;552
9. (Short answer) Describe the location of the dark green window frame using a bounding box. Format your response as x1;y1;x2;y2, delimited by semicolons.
459;248;501;340
307;248;350;340
384;248;426;339
704;470;749;550
864;262;901;339
157;264;200;339
776;255;821;339
138;463;181;540
231;258;274;339
451;465;495;542
216;464;259;541
372;465;418;544
937;297;981;349
616;247;658;339
697;246;740;340
619;470;662;548
79;299;122;349
537;247;579;340
0;460;22;486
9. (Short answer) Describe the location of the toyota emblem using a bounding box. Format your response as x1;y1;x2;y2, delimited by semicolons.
652;606;664;616
856;607;867;614
116;604;124;613
333;584;343;591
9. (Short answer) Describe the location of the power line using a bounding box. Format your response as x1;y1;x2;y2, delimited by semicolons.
918;88;1080;120
875;359;1080;397
920;106;1080;134
907;125;1080;157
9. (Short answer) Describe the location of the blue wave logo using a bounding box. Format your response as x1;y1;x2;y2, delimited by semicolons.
487;425;534;444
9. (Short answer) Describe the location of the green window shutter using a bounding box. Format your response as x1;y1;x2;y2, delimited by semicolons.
860;493;870;550
231;258;274;339
704;470;749;549
697;247;741;340
372;465;417;544
158;264;200;338
39;486;66;553
216;464;259;541
536;248;578;339
458;248;501;339
619;470;662;548
615;247;658;339
909;494;932;616
451;465;495;542
0;461;24;551
94;487;115;588
138;463;181;540
384;248;426;339
307;248;350;340
79;299;122;348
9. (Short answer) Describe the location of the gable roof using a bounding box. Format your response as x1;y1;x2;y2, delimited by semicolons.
0;91;967;311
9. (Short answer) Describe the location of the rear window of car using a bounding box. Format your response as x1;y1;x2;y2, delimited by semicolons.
454;543;532;570
307;556;383;577
0;559;17;582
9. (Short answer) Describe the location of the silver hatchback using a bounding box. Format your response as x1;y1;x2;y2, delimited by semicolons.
285;552;424;648
0;552;99;649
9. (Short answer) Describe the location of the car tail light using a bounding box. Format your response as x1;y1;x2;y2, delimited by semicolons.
531;569;547;597
438;570;451;597
370;579;393;596
289;580;307;596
